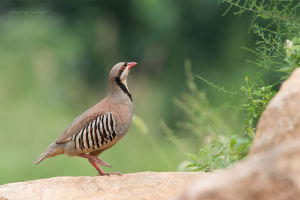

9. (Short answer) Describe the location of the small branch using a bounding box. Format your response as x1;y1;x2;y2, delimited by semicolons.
222;0;300;22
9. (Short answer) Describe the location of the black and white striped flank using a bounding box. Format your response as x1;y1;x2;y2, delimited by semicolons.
72;112;117;152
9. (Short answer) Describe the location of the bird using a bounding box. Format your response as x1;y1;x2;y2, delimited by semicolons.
35;62;137;176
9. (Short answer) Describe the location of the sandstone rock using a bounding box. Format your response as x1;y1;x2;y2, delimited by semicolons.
250;68;300;154
0;172;209;200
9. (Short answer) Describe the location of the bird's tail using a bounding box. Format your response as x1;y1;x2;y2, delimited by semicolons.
34;142;64;165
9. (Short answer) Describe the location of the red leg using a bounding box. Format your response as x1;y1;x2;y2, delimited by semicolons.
78;154;122;176
94;157;112;168
88;159;107;175
78;154;111;167
88;159;122;176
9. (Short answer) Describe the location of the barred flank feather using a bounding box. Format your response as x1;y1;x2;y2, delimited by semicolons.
72;112;117;153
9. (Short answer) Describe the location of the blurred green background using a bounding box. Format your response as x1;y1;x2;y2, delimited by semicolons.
0;0;257;184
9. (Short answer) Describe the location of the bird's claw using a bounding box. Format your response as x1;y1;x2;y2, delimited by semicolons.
98;172;123;176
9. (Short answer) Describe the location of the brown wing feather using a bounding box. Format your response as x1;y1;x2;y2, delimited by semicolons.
56;109;106;144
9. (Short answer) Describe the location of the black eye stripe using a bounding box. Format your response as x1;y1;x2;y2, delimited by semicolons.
123;62;127;66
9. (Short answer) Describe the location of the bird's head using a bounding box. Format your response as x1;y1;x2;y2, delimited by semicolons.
109;62;137;102
110;62;137;83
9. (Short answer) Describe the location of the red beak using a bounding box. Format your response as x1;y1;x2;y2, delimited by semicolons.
127;62;137;70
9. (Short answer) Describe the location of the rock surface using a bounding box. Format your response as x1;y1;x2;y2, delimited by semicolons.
0;172;209;200
177;68;300;200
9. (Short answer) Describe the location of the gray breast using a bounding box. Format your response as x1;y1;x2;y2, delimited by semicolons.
114;103;133;136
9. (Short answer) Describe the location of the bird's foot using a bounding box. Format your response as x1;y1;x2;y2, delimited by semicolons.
98;171;123;176
79;154;119;176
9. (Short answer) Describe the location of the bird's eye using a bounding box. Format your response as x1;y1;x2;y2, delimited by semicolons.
121;66;126;70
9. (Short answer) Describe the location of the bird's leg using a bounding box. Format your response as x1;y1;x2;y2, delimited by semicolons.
88;159;123;176
78;154;111;167
94;157;112;168
88;159;108;175
78;154;123;176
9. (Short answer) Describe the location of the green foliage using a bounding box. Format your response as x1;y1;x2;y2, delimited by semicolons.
161;61;252;172
186;136;250;172
241;76;277;138
171;0;300;172
283;38;300;74
222;0;300;75
183;72;277;171
223;0;299;132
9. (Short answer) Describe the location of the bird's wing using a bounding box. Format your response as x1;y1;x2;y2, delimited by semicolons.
56;109;106;144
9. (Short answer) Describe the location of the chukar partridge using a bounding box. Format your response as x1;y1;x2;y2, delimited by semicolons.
35;62;137;176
